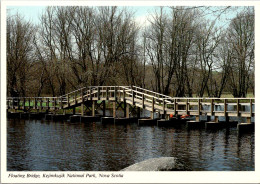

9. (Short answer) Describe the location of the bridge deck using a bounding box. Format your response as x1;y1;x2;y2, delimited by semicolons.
7;86;254;120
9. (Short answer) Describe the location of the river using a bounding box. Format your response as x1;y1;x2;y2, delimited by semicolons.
7;115;254;171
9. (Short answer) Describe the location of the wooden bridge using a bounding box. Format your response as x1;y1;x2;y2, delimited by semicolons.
7;86;255;125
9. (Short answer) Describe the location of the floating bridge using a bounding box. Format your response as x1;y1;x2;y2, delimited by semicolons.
7;86;255;132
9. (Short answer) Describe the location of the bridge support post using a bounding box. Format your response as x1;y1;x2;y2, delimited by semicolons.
103;101;106;117
226;116;229;123
113;101;116;118
137;107;141;119
151;97;154;119
151;112;154;119
92;101;95;116
123;100;127;117
195;116;200;121
73;107;76;115
126;104;130;118
81;103;84;116
206;116;211;122
162;100;165;119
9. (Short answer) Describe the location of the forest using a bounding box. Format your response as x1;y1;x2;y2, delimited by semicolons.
7;6;255;98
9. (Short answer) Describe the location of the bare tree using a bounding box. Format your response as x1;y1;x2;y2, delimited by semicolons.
7;13;35;97
227;7;254;97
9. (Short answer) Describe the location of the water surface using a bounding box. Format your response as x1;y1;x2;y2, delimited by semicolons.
7;118;254;171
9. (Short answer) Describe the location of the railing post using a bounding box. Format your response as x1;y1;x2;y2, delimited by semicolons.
174;99;177;116
12;98;15;109
237;99;239;117
122;88;125;100
60;97;63;109
186;99;189;115
211;99;214;116
40;98;43;111
97;87;100;100
119;87;121;100
106;88;109;100
23;98;26;111
54;98;56;113
198;99;201;115
224;99;227;116
28;98;31;108
163;99;165;119
89;88;92;101
47;98;49;110
250;99;253;118
123;89;126;117
34;98;37;109
7;99;10;109
67;94;70;107
151;97;154;119
114;86;117;101
17;98;20;110
81;89;84;103
142;94;144;109
132;90;135;105
81;89;85;116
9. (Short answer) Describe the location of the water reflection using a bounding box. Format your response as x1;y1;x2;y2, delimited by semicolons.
7;119;254;171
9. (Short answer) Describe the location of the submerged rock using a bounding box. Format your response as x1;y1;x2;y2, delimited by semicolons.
121;157;188;171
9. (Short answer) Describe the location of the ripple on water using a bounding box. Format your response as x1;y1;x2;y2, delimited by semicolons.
7;119;254;171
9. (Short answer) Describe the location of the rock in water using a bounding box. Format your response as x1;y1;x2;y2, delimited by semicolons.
121;157;187;171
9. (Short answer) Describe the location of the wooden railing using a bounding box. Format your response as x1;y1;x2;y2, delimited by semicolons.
7;86;255;118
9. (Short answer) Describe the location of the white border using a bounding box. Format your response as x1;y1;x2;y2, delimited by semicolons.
1;1;259;183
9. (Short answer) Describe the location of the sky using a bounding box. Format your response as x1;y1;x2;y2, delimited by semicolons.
7;6;246;30
7;6;158;25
